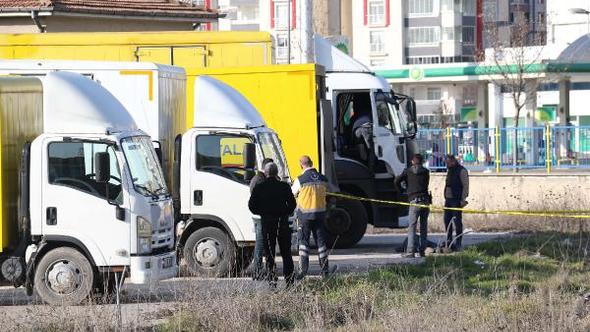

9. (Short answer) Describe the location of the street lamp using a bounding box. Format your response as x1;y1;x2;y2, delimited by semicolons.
569;7;590;33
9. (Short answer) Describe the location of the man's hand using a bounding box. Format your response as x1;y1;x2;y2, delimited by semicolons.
460;200;468;208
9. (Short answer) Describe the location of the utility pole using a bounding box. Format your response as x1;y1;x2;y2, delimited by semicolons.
287;0;291;64
300;0;314;63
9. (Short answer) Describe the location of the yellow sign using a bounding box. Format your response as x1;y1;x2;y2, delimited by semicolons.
220;137;250;167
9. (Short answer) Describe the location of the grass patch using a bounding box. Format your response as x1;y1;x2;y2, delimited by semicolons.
157;232;590;331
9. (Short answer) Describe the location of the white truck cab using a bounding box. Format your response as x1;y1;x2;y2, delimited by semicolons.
176;76;289;276
315;37;418;245
0;71;176;305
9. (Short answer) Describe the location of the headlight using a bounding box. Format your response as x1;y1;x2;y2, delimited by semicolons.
137;216;152;254
137;216;152;237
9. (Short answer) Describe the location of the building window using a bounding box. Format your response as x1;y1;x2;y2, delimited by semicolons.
462;26;475;44
408;0;436;17
239;5;259;21
370;30;385;54
427;87;442;100
276;34;289;60
368;0;385;26
407;56;440;64
274;2;290;30
408;27;440;46
463;0;476;16
443;27;455;40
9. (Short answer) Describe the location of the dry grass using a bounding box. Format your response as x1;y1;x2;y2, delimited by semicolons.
3;232;590;331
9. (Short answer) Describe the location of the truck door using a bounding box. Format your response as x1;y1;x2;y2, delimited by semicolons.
372;91;406;176
172;46;207;68
41;138;130;267
188;131;254;241
135;46;207;68
136;47;172;64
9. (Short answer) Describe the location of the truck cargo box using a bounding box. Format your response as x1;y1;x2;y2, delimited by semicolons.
0;77;43;252
186;64;324;178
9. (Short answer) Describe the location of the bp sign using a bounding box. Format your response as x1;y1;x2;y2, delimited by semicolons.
410;67;425;81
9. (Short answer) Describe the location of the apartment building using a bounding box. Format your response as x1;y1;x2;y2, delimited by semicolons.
482;0;547;47
352;0;482;68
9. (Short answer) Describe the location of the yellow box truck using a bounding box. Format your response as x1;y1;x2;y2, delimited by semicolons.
185;64;418;248
0;31;272;68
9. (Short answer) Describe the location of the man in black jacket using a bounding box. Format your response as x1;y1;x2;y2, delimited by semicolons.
444;154;469;251
248;162;297;286
395;154;430;258
247;158;273;280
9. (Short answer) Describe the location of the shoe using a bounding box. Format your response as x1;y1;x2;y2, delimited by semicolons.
295;271;306;281
401;253;415;258
424;247;435;256
322;264;338;279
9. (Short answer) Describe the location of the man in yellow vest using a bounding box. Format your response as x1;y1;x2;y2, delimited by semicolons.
291;156;337;279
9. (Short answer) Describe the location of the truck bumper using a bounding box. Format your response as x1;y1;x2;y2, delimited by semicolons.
127;250;177;284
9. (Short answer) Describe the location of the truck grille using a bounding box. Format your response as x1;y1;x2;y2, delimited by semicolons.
152;227;173;249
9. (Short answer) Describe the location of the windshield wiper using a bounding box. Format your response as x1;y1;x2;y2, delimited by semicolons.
135;184;158;198
153;186;170;197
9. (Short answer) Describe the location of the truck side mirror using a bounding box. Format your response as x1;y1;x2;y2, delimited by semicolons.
95;152;111;183
243;143;256;170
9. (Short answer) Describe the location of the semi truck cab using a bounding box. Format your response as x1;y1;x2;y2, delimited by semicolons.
315;37;418;247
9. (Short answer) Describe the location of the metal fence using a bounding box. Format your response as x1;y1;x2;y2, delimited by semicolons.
416;125;590;172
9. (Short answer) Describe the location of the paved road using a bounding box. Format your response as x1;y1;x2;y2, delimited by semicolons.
0;232;511;329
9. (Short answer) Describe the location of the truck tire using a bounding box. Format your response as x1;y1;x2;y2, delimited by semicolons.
34;247;95;305
183;227;237;277
326;199;368;249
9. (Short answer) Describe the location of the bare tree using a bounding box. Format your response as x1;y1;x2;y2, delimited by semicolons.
481;17;546;169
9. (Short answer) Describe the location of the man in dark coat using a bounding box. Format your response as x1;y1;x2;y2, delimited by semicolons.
443;154;469;251
247;158;273;279
248;162;296;286
395;154;431;258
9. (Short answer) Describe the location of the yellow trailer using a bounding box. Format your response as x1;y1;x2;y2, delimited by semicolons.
0;31;272;69
187;64;325;179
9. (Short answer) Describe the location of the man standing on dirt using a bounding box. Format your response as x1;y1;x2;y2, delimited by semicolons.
443;154;469;251
247;158;274;280
395;154;431;258
248;162;296;287
292;156;336;279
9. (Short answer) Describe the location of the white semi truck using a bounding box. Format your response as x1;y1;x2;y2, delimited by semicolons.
0;61;290;277
0;71;176;305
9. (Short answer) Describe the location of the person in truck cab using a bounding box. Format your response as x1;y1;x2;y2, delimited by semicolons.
350;94;375;168
248;162;297;287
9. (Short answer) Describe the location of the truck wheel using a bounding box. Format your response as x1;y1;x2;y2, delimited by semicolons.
34;247;95;305
326;199;368;249
183;227;236;277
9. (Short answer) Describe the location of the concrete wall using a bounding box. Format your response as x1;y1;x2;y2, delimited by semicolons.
429;173;590;212
427;173;590;231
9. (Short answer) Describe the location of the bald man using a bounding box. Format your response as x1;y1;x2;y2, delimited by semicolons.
291;156;336;279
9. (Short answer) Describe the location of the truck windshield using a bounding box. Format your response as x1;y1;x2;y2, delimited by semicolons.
121;136;169;198
258;132;290;181
378;92;416;137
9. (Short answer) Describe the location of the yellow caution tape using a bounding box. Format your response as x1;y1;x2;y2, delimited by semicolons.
327;192;590;219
